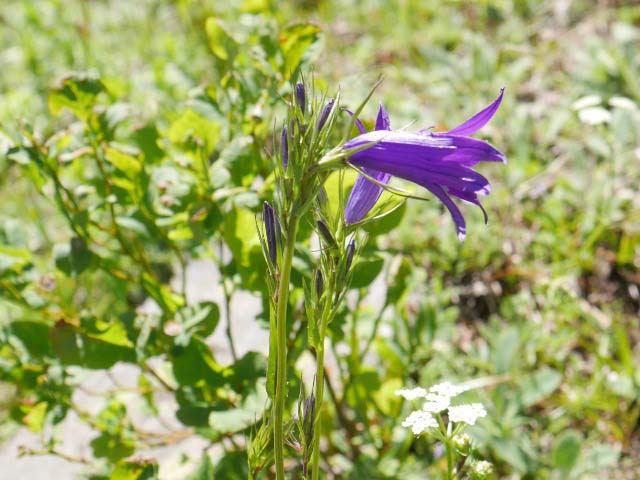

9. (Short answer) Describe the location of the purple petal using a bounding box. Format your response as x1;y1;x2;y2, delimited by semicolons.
346;131;498;195
375;103;391;131
345;169;391;224
425;183;467;241
447;188;488;224
430;134;507;165
446;88;504;136
341;107;367;134
346;130;505;165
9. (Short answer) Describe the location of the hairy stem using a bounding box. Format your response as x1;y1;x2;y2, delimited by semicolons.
273;216;299;479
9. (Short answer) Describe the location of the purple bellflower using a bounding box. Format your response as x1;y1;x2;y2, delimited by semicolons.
344;89;505;241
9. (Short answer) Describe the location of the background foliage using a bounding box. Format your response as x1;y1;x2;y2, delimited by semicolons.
1;0;639;478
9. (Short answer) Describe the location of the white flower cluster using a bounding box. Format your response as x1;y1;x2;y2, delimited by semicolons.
448;403;487;426
394;387;428;400
396;381;486;435
401;409;438;435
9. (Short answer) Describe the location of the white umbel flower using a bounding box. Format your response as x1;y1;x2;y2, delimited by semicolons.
572;95;602;110
448;403;487;425
423;393;450;413
578;107;612;125
394;387;428;400
401;410;438;435
429;381;468;398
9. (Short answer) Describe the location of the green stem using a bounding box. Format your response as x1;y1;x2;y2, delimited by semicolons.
310;276;336;480
273;216;299;479
446;420;454;480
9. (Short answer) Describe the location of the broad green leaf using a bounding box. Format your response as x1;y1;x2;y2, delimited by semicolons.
552;429;581;472
0;246;32;275
91;433;135;463
49;75;106;120
105;147;142;178
516;368;562;408
23;401;48;432
168;109;221;154
209;379;267;434
175;302;220;339
51;320;135;369
350;253;384;288
217;135;259;186
141;273;184;314
53;237;94;276
172;337;223;387
111;460;158;480
10;321;53;358
188;454;214;480
278;23;322;80
493;328;520;374
205;18;238;62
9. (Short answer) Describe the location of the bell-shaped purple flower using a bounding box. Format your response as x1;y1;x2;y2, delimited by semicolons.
344;89;505;241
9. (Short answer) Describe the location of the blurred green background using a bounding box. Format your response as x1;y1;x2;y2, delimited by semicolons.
1;0;639;478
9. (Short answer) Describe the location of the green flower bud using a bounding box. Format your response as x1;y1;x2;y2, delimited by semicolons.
470;460;494;480
452;433;472;456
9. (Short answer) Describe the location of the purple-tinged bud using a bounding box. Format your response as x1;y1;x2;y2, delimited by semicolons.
317;99;334;132
263;201;277;266
315;270;323;299
345;238;355;271
281;126;288;170
316;220;337;248
303;394;316;442
295;82;306;115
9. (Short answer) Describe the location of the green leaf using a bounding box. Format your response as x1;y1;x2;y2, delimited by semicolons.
10;321;53;358
49;75;106;120
168;109;221;154
0;246;32;276
493;327;520;374
552;429;581;472
115;217;151;238
105;146;142;178
225;351;267;392
516;368;562;408
23;401;48;432
51;320;135;369
363;200;407;237
110;460;158;480
141;273;184;314
91;433;135;463
53;237;94;276
188;454;214;480
175;302;220;339
223;208;266;290
172;337;223;387
212;450;248;479
278;23;322;80
217;135;260;186
209;379;267;434
350;253;384;289
205;18;238;62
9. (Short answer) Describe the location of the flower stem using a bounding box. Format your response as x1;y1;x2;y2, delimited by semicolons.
273;216;299;479
446;420;454;480
310;276;336;480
